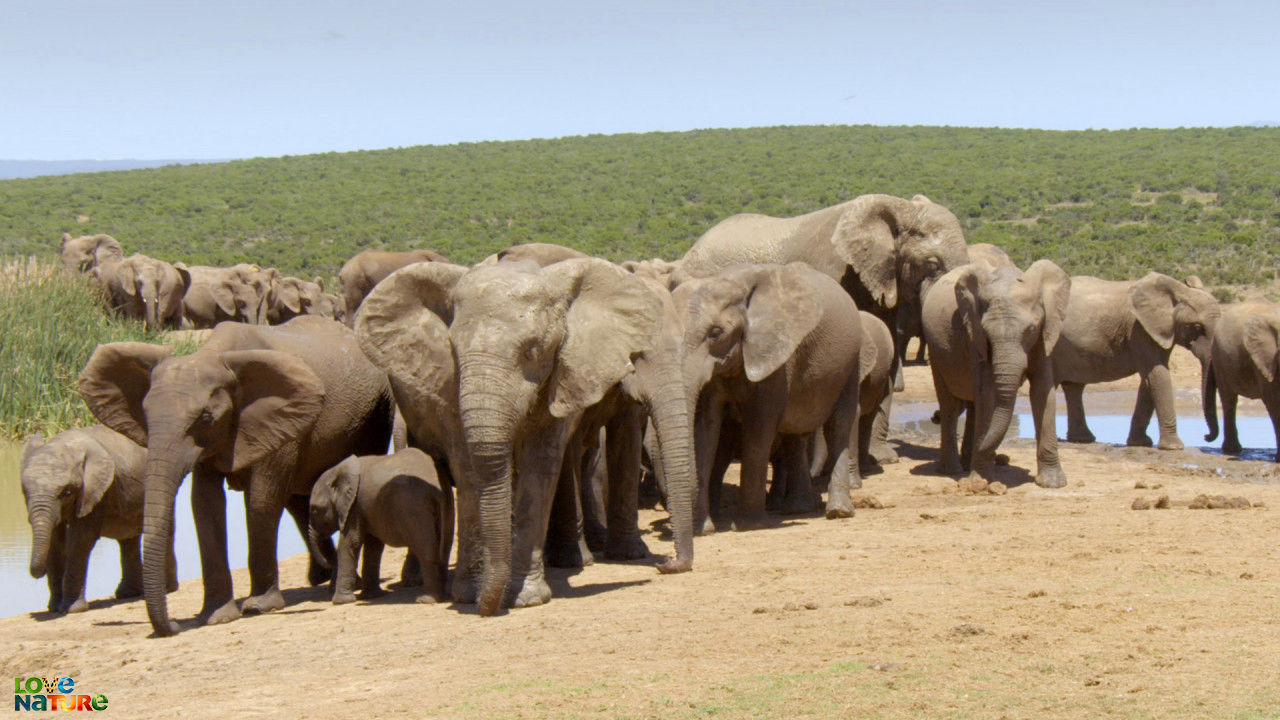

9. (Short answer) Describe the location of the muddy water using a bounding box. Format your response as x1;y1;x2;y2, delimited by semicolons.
0;439;307;619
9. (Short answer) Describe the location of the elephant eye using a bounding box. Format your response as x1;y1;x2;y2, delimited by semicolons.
60;487;73;498
707;325;724;340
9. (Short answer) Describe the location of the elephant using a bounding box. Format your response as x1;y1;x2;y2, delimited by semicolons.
1204;300;1280;460
477;242;588;267
181;264;276;327
318;292;344;323
90;254;191;332
355;258;696;616
1054;272;1219;449
338;248;450;323
21;425;177;614
680;194;970;465
60;233;124;273
78;316;394;636
674;262;876;528
265;276;328;324
922;259;1071;488
307;449;454;604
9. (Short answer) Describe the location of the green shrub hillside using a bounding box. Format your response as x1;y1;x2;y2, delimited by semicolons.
0;258;198;438
1;125;1278;285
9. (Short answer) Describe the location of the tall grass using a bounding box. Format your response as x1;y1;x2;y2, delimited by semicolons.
0;257;196;439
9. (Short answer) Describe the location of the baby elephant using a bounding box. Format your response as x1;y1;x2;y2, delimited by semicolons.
21;426;177;614
308;448;454;604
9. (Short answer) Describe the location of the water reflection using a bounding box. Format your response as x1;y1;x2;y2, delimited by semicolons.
0;439;307;618
1016;414;1276;461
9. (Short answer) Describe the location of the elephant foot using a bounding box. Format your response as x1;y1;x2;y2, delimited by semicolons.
732;511;770;532
166;579;179;594
450;572;479;604
240;588;285;615
1035;465;1068;489
115;582;143;600
995;453;1009;466
695;515;716;536
507;575;552;609
308;561;333;587
545;538;593;568
332;591;357;605
656;555;692;574
893;376;905;393
1065;428;1096;444
604;534;650;561
356;588;387;601
780;492;819;516
201;598;242;626
1223;440;1243;455
1157;436;1185;451
583;524;609;554
414;591;444;604
391;556;423;588
938;459;964;477
825;496;855;520
65;597;89;614
1126;434;1154;448
46;597;64;614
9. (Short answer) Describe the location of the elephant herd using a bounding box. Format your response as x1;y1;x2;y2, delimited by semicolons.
22;194;1280;638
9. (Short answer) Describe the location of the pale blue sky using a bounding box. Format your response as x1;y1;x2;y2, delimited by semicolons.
2;0;1277;160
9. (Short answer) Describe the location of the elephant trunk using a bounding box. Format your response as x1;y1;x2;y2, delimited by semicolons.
459;362;519;616
307;523;335;571
646;375;696;574
977;347;1027;467
27;501;59;578
140;439;193;636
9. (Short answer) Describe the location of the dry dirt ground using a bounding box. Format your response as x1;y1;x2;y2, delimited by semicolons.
4;347;1279;719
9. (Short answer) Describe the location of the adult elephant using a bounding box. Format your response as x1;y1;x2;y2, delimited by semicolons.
476;242;587;267
356;258;696;616
182;264;276;327
60;233;124;273
922;260;1071;488
78;316;393;636
91;254;191;332
265;276;329;324
339;248;450;324
680;194;970;463
1054;273;1219;449
1204;300;1280;460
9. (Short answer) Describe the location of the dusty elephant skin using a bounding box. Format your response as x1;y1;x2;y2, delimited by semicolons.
59;232;124;273
180;263;276;327
307;449;453;604
923;259;1071;488
1054;272;1219;450
77;316;393;636
338;248;450;324
90;253;191;332
265;275;332;324
20;425;176;614
1204;300;1280;460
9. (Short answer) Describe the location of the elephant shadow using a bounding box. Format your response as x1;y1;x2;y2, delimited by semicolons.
545;568;651;600
28;593;146;623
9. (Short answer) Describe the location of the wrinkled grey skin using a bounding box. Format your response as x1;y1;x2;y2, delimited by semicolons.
674;262;873;529
1204;300;1280;460
60;233;124;273
181;264;276;327
922;260;1071;487
266;276;329;324
339;249;450;324
681;194;970;466
307;449;454;604
78;316;393;636
21;425;176;614
91;254;191;332
1055;273;1219;450
356;258;696;617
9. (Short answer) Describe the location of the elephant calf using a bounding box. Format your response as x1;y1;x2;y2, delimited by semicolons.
309;449;454;604
21;426;176;614
1205;300;1280;460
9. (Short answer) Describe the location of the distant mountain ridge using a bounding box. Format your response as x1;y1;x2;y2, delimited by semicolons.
0;159;226;180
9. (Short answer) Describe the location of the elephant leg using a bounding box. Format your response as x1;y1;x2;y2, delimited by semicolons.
780;435;820;515
192;466;238;625
580;429;609;553
734;384;785;531
44;526;67;613
506;424;571;609
604;403;648;560
707;420;736;532
331;527;362;604
1137;360;1182;450
117;535;144;599
693;392;726;535
765;446;788;513
61;520;100;614
935;370;964;476
1262;386;1280;463
824;377;862;518
1221;390;1242;454
358;536;386;599
1029;357;1067;488
545;429;593;569
285;494;332;586
868;386;899;464
1126;379;1156;447
240;472;289;615
1062;382;1095;443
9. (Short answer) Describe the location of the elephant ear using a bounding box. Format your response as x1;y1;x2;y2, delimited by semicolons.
953;264;989;362
69;435;115;519
830;195;903;309
276;279;303;314
739;263;822;382
1185;275;1205;290
355;262;466;419
78;342;172;446
116;258;138;297
173;262;192;291
1025;260;1071;355
95;236;124;265
221;350;326;473
544;258;664;418
1129;272;1177;350
328;456;361;529
1243;314;1280;383
211;278;239;317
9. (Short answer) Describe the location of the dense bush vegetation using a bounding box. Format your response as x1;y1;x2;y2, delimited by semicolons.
1;125;1277;285
0;258;196;438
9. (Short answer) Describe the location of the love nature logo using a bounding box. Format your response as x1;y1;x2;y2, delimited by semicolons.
13;676;108;712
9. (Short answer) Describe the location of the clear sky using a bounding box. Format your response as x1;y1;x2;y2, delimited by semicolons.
3;0;1278;161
